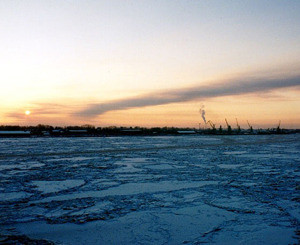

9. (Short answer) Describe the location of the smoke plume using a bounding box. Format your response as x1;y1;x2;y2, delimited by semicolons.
199;105;206;124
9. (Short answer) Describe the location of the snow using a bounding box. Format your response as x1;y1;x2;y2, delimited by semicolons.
32;180;217;203
0;192;32;201
32;180;85;194
0;135;299;244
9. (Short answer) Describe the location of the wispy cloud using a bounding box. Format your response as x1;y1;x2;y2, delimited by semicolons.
5;103;65;119
76;73;300;117
6;102;85;119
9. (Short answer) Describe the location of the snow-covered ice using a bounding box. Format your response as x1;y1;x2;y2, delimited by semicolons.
32;180;85;194
0;135;299;244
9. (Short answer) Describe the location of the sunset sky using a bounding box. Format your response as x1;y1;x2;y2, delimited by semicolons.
1;1;300;128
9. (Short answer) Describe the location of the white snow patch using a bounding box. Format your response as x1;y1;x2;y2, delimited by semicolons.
223;151;247;155
0;192;32;201
32;180;85;194
218;164;240;169
47;157;97;162
0;164;19;170
146;164;173;170
33;181;217;203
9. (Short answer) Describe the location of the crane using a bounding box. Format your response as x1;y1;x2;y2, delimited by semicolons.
225;119;232;133
247;120;253;133
207;120;216;130
276;120;281;133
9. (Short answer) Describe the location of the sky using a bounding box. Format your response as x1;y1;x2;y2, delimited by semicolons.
1;0;300;128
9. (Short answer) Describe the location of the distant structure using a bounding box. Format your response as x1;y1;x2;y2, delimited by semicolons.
247;120;253;133
177;130;196;134
276;120;281;134
120;129;142;136
207;120;216;134
236;118;241;134
0;121;298;137
219;125;223;133
225;119;232;134
0;131;30;137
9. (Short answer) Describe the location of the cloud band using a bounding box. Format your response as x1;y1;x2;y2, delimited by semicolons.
77;74;300;117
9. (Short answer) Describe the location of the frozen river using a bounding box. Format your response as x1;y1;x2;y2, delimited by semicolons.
0;135;299;244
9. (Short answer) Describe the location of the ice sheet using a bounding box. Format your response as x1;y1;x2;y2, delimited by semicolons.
32;180;85;194
0;135;299;244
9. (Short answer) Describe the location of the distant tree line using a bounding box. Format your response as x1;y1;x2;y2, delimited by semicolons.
0;124;299;137
0;124;198;136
